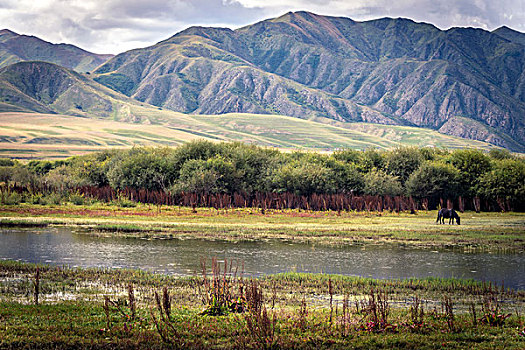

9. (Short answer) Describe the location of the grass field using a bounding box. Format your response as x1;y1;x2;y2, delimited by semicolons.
1;260;524;349
1;204;524;251
1;204;524;348
0;111;499;159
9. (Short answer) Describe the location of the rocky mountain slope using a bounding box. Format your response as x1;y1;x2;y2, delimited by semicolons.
0;29;112;72
0;61;500;159
93;11;525;151
0;61;151;121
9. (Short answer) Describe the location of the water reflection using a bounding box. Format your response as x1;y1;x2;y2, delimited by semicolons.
1;227;523;290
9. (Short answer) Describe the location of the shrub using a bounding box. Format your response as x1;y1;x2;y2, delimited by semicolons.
45;192;63;205
0;191;22;205
406;162;460;202
69;192;85;205
363;170;402;196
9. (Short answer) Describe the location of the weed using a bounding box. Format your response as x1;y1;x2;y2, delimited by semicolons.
33;267;40;305
162;286;171;320
409;295;425;330
469;302;477;327
359;289;396;333
328;277;334;325
128;283;136;320
480;296;511;326
199;258;245;316
296;295;308;331
442;296;456;332
150;289;184;347
244;280;278;349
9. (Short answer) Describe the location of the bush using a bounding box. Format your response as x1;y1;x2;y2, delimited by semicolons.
0;191;22;205
28;193;46;205
363;170;402;196
45;192;64;205
69;193;86;206
0;158;15;166
406;162;460;202
112;196;136;208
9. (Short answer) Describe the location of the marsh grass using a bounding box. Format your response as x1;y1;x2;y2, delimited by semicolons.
1;260;525;349
1;204;524;250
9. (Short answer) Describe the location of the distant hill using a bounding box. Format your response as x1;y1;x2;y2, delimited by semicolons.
93;11;525;151
0;61;132;117
0;112;500;160
0;62;501;159
0;29;112;72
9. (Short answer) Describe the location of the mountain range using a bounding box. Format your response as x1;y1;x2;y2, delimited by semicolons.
0;29;112;72
0;12;524;152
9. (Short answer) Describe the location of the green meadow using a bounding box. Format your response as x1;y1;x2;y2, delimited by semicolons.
0;111;498;159
1;204;524;251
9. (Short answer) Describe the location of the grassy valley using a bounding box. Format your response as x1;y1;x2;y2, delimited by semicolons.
0;111;500;159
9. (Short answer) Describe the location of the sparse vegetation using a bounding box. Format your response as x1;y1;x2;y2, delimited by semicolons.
0;260;524;349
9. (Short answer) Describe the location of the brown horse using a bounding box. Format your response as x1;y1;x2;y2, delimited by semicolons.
436;208;460;225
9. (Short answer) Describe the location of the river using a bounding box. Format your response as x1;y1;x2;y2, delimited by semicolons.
1;227;523;289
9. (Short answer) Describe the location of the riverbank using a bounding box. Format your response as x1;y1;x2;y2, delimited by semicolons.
1;204;524;251
1;260;524;349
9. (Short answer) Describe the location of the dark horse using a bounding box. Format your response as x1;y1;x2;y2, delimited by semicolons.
436;208;460;225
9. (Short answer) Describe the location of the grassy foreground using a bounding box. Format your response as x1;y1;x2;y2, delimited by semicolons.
0;260;524;349
1;203;524;251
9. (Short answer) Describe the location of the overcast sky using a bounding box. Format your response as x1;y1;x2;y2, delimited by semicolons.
1;0;524;54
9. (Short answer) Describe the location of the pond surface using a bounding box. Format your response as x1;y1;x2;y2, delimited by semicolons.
1;227;523;290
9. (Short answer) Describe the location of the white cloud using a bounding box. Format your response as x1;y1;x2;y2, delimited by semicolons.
0;0;523;54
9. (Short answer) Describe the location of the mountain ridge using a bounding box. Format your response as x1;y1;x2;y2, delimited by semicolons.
92;11;525;151
0;12;523;152
0;29;113;72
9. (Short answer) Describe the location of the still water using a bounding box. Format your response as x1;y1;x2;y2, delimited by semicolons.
1;227;523;290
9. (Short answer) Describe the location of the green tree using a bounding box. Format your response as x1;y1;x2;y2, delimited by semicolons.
44;165;85;193
447;149;491;197
358;148;385;173
488;148;514;160
69;150;117;187
385;147;423;185
27;159;68;176
332;149;362;165
363;170;403;196
478;159;525;210
167;140;223;175
324;158;364;194
106;147;176;191
225;142;281;194
406;162;460;202
0;166;34;186
173;155;243;194
172;159;220;194
272;161;333;196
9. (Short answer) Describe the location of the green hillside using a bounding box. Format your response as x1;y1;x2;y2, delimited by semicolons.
0;111;499;160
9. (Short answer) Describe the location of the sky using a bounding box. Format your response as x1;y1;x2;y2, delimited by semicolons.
0;0;524;54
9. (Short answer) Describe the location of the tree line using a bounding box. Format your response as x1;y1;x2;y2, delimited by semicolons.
1;141;524;211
